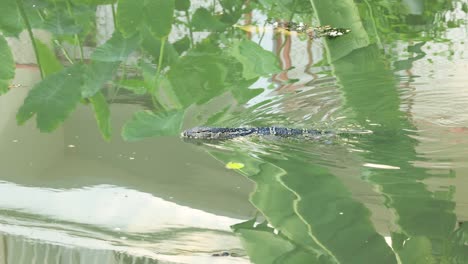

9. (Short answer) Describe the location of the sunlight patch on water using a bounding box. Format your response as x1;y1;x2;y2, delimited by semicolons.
0;181;248;262
363;163;401;170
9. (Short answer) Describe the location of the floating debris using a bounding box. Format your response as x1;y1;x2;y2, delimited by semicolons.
226;162;245;170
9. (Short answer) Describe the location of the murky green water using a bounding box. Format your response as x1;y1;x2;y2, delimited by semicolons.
1;0;468;263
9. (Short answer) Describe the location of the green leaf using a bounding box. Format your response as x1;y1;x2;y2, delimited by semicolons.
0;0;23;36
21;0;50;28
91;32;140;62
229;39;281;79
168;52;229;107
119;79;147;95
143;0;174;38
168;42;256;108
173;36;190;54
42;12;82;36
34;39;63;77
140;27;179;66
191;7;229;31
122;110;184;141
175;0;190;11
17;65;84;132
81;61;119;98
231;86;263;104
117;0;144;37
89;91;111;141
0;34;15;95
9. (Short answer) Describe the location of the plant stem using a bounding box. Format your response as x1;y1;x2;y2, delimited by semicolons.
184;11;194;47
258;20;268;45
150;37;167;109
16;0;44;78
53;40;74;64
156;36;166;80
111;4;117;30
65;0;84;62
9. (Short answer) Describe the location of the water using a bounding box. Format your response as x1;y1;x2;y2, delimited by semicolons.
0;0;468;263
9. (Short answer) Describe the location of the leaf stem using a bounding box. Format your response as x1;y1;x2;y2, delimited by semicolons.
258;20;268;45
16;0;44;78
184;11;194;47
53;40;74;64
151;36;167;110
156;37;166;78
111;4;117;30
65;0;84;62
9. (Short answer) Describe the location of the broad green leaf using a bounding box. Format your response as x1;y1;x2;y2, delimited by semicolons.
91;32;140;62
173;36;190;54
143;67;182;110
168;42;256;108
139;62;180;107
175;0;190;11
0;0;23;36
117;0;144;37
217;0;245;25
140;27;179;66
144;0;174;38
0;34;15;95
168;53;229;107
69;4;97;38
42;12;82;36
231;86;263;104
34;39;62;77
89;91;111;141
140;61;156;94
20;0;48;29
121;110;184;141
229;39;281;79
191;7;229;31
81;61;119;97
119;79;147;95
17;65;84;132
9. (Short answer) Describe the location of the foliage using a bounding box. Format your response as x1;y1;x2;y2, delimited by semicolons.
0;0;23;36
121;110;184;141
0;0;283;141
0;0;457;141
16;65;84;132
0;34;15;94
